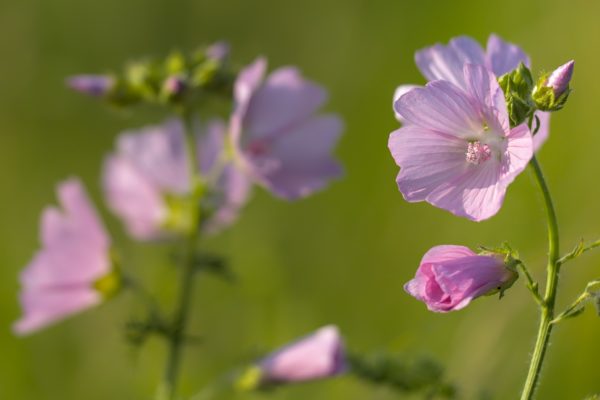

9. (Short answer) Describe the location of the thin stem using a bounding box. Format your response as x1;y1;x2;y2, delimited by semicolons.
515;261;543;306
519;156;560;400
156;112;202;400
558;239;600;266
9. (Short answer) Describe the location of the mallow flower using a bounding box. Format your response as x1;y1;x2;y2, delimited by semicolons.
405;245;517;312
238;325;346;389
13;179;118;335
230;58;343;200
394;34;550;151
389;64;533;221
66;75;115;97
103;118;250;240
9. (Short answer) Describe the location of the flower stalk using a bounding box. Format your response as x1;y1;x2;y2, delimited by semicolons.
157;112;203;400
519;155;560;400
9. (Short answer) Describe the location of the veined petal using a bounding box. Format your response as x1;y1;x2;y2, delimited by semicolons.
389;126;468;202
395;80;481;137
463;64;509;132
415;36;485;90
501;122;533;184
486;34;530;76
421;245;476;264
427;158;505;221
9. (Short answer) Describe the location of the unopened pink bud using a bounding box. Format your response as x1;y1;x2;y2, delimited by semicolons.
546;60;574;97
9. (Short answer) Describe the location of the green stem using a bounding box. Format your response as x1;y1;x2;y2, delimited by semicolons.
519;156;560;400
156;112;201;400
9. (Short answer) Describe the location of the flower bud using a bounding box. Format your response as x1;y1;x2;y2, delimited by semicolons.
161;75;187;101
237;325;346;390
532;60;574;111
66;75;114;97
404;245;518;312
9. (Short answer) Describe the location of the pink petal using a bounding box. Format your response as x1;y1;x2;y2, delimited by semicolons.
501;122;533;184
242;67;327;145
117;119;190;194
532;111;551;153
485;34;530;76
102;155;167;240
392;84;420;122
394;80;481;138
415;36;485;90
248;115;343;200
13;287;100;336
421;245;476;264
463;64;509;132
389;126;469;202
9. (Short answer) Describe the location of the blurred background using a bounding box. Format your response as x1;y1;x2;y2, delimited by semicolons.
1;0;599;399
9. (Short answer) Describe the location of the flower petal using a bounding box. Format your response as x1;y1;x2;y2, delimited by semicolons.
463;63;510;132
532;111;550;153
393;84;420;122
395;80;482;138
389;126;469;202
486;33;530;76
501;122;533;184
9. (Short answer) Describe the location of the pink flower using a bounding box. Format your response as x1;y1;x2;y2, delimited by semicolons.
230;58;343;200
259;325;346;385
389;64;533;221
103;118;250;240
394;34;549;152
545;60;575;98
405;245;517;312
13;179;115;335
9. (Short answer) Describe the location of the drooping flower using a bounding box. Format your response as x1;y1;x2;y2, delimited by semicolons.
394;34;550;151
230;58;343;200
66;75;114;97
14;179;118;335
405;245;517;312
238;325;346;389
103;118;250;240
389;64;533;221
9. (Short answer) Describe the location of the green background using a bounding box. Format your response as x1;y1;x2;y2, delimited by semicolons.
1;0;599;399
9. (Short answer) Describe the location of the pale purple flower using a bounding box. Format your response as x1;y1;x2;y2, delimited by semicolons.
405;245;517;312
206;41;230;62
230;58;343;200
103;119;190;240
544;60;575;97
14;179;113;335
394;34;550;152
66;75;114;97
259;325;346;385
389;64;533;221
103;118;250;239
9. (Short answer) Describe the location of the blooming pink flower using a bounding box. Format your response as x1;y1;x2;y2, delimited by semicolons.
405;245;517;312
259;325;346;385
14;179;114;335
394;34;550;152
389;64;533;221
103;118;250;240
230;58;343;200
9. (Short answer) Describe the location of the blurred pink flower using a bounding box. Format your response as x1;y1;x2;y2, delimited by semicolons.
103;118;250;240
14;179;114;335
230;58;343;200
389;64;532;221
405;245;517;312
394;34;549;152
259;325;346;384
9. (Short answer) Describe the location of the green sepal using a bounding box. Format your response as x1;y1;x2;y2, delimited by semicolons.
93;250;123;300
532;72;572;111
235;366;263;391
498;63;536;128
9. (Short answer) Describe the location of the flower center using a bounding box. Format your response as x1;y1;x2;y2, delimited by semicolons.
465;141;492;165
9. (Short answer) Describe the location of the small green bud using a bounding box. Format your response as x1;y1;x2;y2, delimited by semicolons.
532;60;574;111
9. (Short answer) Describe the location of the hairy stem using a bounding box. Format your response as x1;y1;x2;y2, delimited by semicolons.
519;156;560;400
